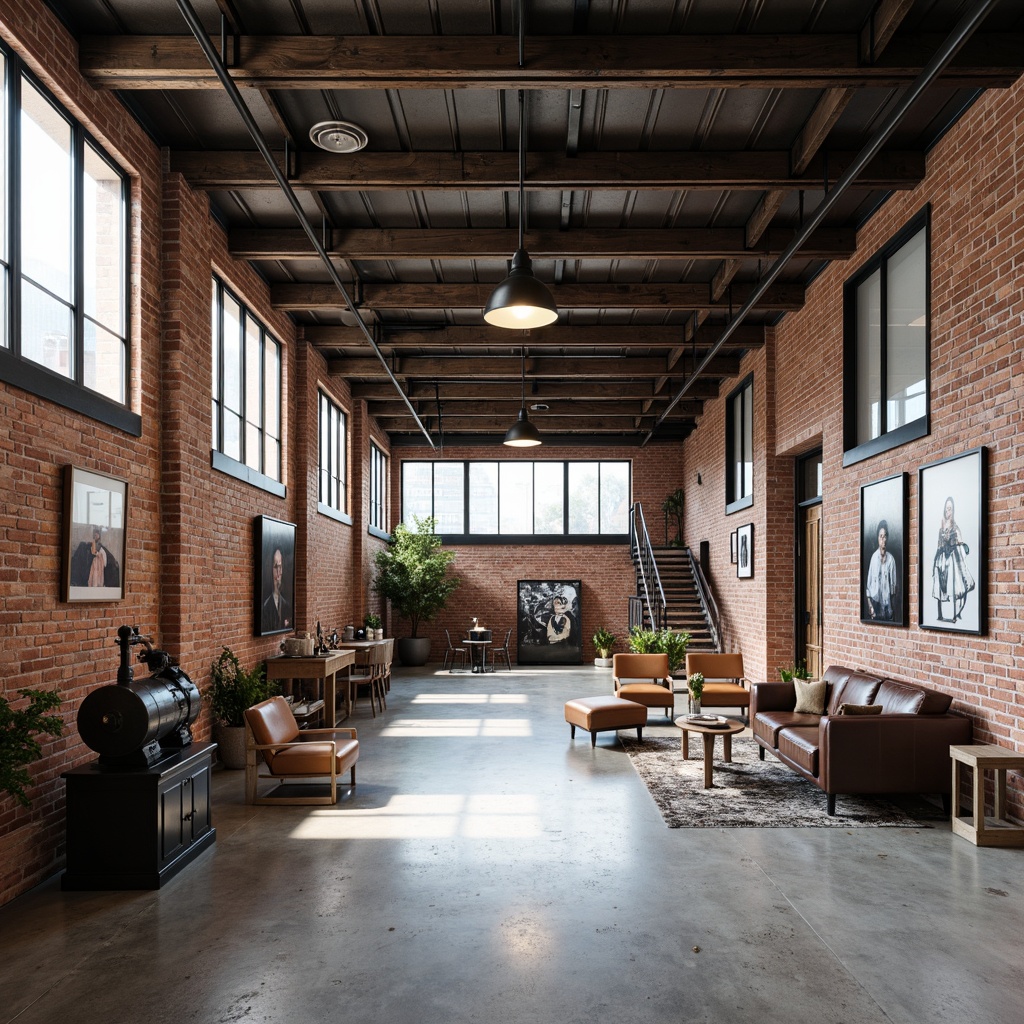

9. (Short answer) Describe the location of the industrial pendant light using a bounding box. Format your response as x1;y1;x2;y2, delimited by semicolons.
484;90;557;329
503;347;542;447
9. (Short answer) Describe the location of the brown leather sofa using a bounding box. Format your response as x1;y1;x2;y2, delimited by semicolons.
751;665;972;815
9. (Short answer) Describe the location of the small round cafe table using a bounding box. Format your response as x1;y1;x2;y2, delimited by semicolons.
673;716;745;789
463;640;492;673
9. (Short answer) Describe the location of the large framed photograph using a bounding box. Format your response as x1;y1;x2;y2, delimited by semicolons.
919;447;986;634
255;515;296;636
736;524;753;578
860;473;906;626
517;580;582;665
62;466;128;602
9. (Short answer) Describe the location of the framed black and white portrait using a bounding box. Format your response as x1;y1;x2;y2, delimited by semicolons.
730;530;738;564
736;524;753;579
62;465;128;602
517;579;582;664
255;515;296;636
919;447;986;635
859;473;906;627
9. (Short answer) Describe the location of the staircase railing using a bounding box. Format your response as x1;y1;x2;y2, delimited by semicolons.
687;548;722;652
629;503;667;631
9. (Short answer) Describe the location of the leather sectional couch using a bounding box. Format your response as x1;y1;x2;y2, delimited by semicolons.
751;665;972;814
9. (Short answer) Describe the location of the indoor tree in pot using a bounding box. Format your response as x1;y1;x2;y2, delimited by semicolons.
208;648;276;769
661;487;685;546
592;627;617;668
373;515;460;666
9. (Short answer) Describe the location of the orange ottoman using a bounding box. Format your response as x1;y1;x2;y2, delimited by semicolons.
564;695;647;747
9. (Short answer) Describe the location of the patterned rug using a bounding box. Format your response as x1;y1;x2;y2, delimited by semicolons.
620;734;947;828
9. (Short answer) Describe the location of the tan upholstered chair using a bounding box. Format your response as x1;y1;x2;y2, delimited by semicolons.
244;696;359;806
685;652;751;721
612;653;674;719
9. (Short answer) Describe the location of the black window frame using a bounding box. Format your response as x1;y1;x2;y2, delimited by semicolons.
842;207;930;467
317;389;351;524
725;374;754;514
369;441;389;539
0;47;136;434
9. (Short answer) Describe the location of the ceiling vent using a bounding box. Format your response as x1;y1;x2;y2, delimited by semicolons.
530;403;550;412
309;121;369;154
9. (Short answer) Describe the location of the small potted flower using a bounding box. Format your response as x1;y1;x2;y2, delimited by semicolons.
365;613;383;640
687;671;705;715
592;628;616;668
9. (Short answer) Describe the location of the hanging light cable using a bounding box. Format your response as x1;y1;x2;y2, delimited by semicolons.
503;347;542;447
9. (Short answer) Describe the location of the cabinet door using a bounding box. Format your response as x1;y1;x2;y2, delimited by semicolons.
188;763;212;840
160;774;189;863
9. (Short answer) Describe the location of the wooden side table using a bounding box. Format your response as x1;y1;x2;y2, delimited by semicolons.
266;651;355;725
674;717;745;789
950;743;1024;848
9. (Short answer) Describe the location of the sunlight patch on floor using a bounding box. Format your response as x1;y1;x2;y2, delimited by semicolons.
411;693;529;704
380;718;531;737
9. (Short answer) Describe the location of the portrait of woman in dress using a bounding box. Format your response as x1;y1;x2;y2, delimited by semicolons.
931;496;975;623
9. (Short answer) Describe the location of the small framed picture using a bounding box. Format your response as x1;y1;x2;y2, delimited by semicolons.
918;447;986;635
859;473;906;627
730;530;737;564
62;466;128;602
255;515;297;636
736;523;753;579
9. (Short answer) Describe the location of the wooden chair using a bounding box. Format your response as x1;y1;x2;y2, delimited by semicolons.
381;638;395;693
349;643;388;716
489;628;513;671
685;652;752;721
244;696;359;806
443;628;468;672
612;653;674;719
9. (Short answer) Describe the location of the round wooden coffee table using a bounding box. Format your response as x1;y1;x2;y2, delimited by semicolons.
674;716;745;789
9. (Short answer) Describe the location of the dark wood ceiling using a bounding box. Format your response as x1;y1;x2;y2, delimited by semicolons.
50;0;1024;446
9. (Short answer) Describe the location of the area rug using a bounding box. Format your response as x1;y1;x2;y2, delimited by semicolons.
620;734;947;828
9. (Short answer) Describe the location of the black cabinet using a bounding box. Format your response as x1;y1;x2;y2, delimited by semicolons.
62;742;217;890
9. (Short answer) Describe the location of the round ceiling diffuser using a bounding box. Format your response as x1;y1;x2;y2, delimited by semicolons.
309;121;369;154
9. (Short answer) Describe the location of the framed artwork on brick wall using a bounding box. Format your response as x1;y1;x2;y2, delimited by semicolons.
730;530;738;564
859;472;906;627
918;447;986;635
62;465;128;602
736;524;753;578
517;579;582;664
255;515;296;636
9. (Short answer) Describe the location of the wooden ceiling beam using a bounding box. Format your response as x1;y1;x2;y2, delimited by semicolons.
171;149;924;191
232;226;855;261
350;379;721;401
80;33;1024;90
367;398;704;417
374;415;693;433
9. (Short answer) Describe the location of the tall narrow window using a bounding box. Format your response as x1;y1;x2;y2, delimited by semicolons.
369;442;388;534
211;276;282;486
726;376;754;513
318;390;347;518
844;210;929;465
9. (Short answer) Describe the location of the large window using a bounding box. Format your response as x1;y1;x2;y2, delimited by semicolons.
844;210;929;465
401;460;630;540
317;390;348;519
726;375;753;513
211;276;282;488
369;443;388;535
0;50;132;431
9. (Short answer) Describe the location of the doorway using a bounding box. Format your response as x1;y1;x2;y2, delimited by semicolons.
797;452;823;679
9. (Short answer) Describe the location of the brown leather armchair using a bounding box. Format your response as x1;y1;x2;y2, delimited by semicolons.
244;696;359;806
685;652;751;721
612;653;674;719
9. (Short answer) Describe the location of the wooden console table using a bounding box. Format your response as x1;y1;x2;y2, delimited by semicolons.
950;743;1024;848
266;650;355;724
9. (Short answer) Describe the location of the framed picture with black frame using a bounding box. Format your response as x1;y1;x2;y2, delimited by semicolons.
255;515;296;636
859;472;906;626
918;447;986;635
736;523;753;578
62;465;128;602
730;530;738;564
517;579;582;664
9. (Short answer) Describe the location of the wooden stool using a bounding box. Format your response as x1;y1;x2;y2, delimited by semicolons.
564;696;647;748
950;744;1024;848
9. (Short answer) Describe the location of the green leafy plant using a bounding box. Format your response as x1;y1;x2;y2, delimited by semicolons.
364;613;382;630
779;662;811;683
687;672;705;700
592;628;617;658
661;487;685;546
0;688;63;807
627;627;690;673
373;515;460;638
628;626;661;654
208;648;276;728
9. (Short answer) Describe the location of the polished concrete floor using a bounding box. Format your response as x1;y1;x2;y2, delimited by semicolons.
2;664;1021;1024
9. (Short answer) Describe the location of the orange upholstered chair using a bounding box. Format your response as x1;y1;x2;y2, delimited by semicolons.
684;652;751;721
612;652;674;719
244;696;359;806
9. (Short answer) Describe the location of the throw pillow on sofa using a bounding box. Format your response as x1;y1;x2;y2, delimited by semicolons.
793;679;827;714
838;703;883;715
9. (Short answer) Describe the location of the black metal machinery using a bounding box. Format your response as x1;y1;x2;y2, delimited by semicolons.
77;625;201;768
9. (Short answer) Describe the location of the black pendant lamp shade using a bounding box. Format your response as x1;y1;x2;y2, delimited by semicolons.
503;348;542;447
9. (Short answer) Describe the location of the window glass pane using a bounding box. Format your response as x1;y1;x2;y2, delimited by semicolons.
0;53;6;268
244;316;262;470
20;79;71;302
600;463;630;533
21;280;71;378
886;228;927;430
533;462;564;534
568;462;599;533
403;463;433;525
210;281;219;444
83;143;124;336
264;339;280;439
742;383;753;498
855;270;882;444
222;293;242;413
223;410;241;461
499;463;532;533
469;462;498;533
433;463;464;533
83;319;125;403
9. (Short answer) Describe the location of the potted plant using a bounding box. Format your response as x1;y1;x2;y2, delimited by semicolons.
365;612;383;640
0;688;63;807
687;672;705;715
661;487;685;546
208;648;276;769
659;629;691;676
779;662;812;683
592;628;617;668
373;515;460;666
627;626;660;654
